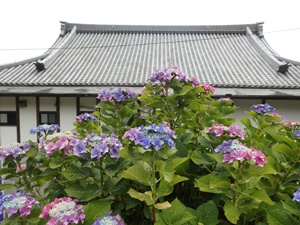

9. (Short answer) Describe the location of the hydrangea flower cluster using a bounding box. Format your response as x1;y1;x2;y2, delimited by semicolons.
0;142;32;160
123;123;176;150
215;139;267;167
292;188;300;202
147;65;188;84
97;87;136;102
92;212;125;225
250;103;276;114
206;124;244;139
268;112;285;122
0;191;39;217
284;122;300;130
76;113;98;122
39;197;85;225
201;84;216;94
218;97;234;104
30;124;60;135
38;131;82;157
292;130;300;137
16;163;27;173
84;133;123;159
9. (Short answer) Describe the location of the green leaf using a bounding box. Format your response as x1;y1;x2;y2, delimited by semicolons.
26;147;38;158
252;189;274;205
156;198;196;225
64;183;99;201
272;143;298;161
282;200;300;217
121;164;151;186
157;179;174;198
0;184;14;190
224;200;240;224
156;160;174;182
266;203;300;225
0;168;15;175
195;174;231;194
191;151;213;165
83;199;112;224
247;163;276;176
49;157;64;169
127;188;155;205
62;165;90;181
196;200;219;225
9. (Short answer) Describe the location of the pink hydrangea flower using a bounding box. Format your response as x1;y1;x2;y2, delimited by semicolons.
39;197;85;225
16;163;27;173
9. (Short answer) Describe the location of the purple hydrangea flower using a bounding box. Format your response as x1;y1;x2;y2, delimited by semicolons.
293;130;300;137
250;103;276;114
201;84;216;94
0;142;32;160
147;65;188;84
215;139;267;167
206;124;244;139
76;113;98;122
85;133;122;159
123;123;176;150
73;141;87;156
293;188;300;202
97;87;136;102
92;212;125;225
0;191;39;217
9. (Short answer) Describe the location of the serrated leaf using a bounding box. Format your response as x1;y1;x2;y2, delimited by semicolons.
83;199;112;224
196;200;219;225
195;174;231;194
252;189;274;205
224;201;240;224
64;183;99;201
121;164;151;185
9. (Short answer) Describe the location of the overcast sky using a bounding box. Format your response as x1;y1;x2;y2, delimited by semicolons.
0;0;300;65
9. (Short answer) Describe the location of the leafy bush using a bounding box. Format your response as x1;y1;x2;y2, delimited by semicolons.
1;65;300;224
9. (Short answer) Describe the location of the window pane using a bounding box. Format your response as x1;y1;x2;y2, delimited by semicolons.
48;113;56;124
0;113;8;123
41;114;48;123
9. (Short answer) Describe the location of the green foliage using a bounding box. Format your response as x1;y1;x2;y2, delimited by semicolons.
1;66;300;225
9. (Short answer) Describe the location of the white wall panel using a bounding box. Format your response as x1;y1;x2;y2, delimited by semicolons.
39;97;56;111
60;97;77;132
19;97;37;142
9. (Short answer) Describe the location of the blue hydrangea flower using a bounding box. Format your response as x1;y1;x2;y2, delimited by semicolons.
76;113;98;122
123;123;176;150
30;124;60;135
250;103;276;114
92;212;124;225
293;188;300;202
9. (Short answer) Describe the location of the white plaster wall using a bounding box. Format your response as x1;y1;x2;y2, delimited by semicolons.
0;97;17;145
267;100;300;122
39;97;56;111
19;97;37;142
231;99;263;126
60;97;77;132
0;127;17;146
80;97;97;112
0;97;16;110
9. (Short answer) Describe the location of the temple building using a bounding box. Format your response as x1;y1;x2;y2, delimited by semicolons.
0;21;300;145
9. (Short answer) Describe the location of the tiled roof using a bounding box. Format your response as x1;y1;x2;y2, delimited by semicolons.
1;21;300;95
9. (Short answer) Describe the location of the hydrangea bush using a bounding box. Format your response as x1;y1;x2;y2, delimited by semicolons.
0;65;300;224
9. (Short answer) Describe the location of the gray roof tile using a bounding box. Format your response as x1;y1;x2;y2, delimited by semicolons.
0;21;300;92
